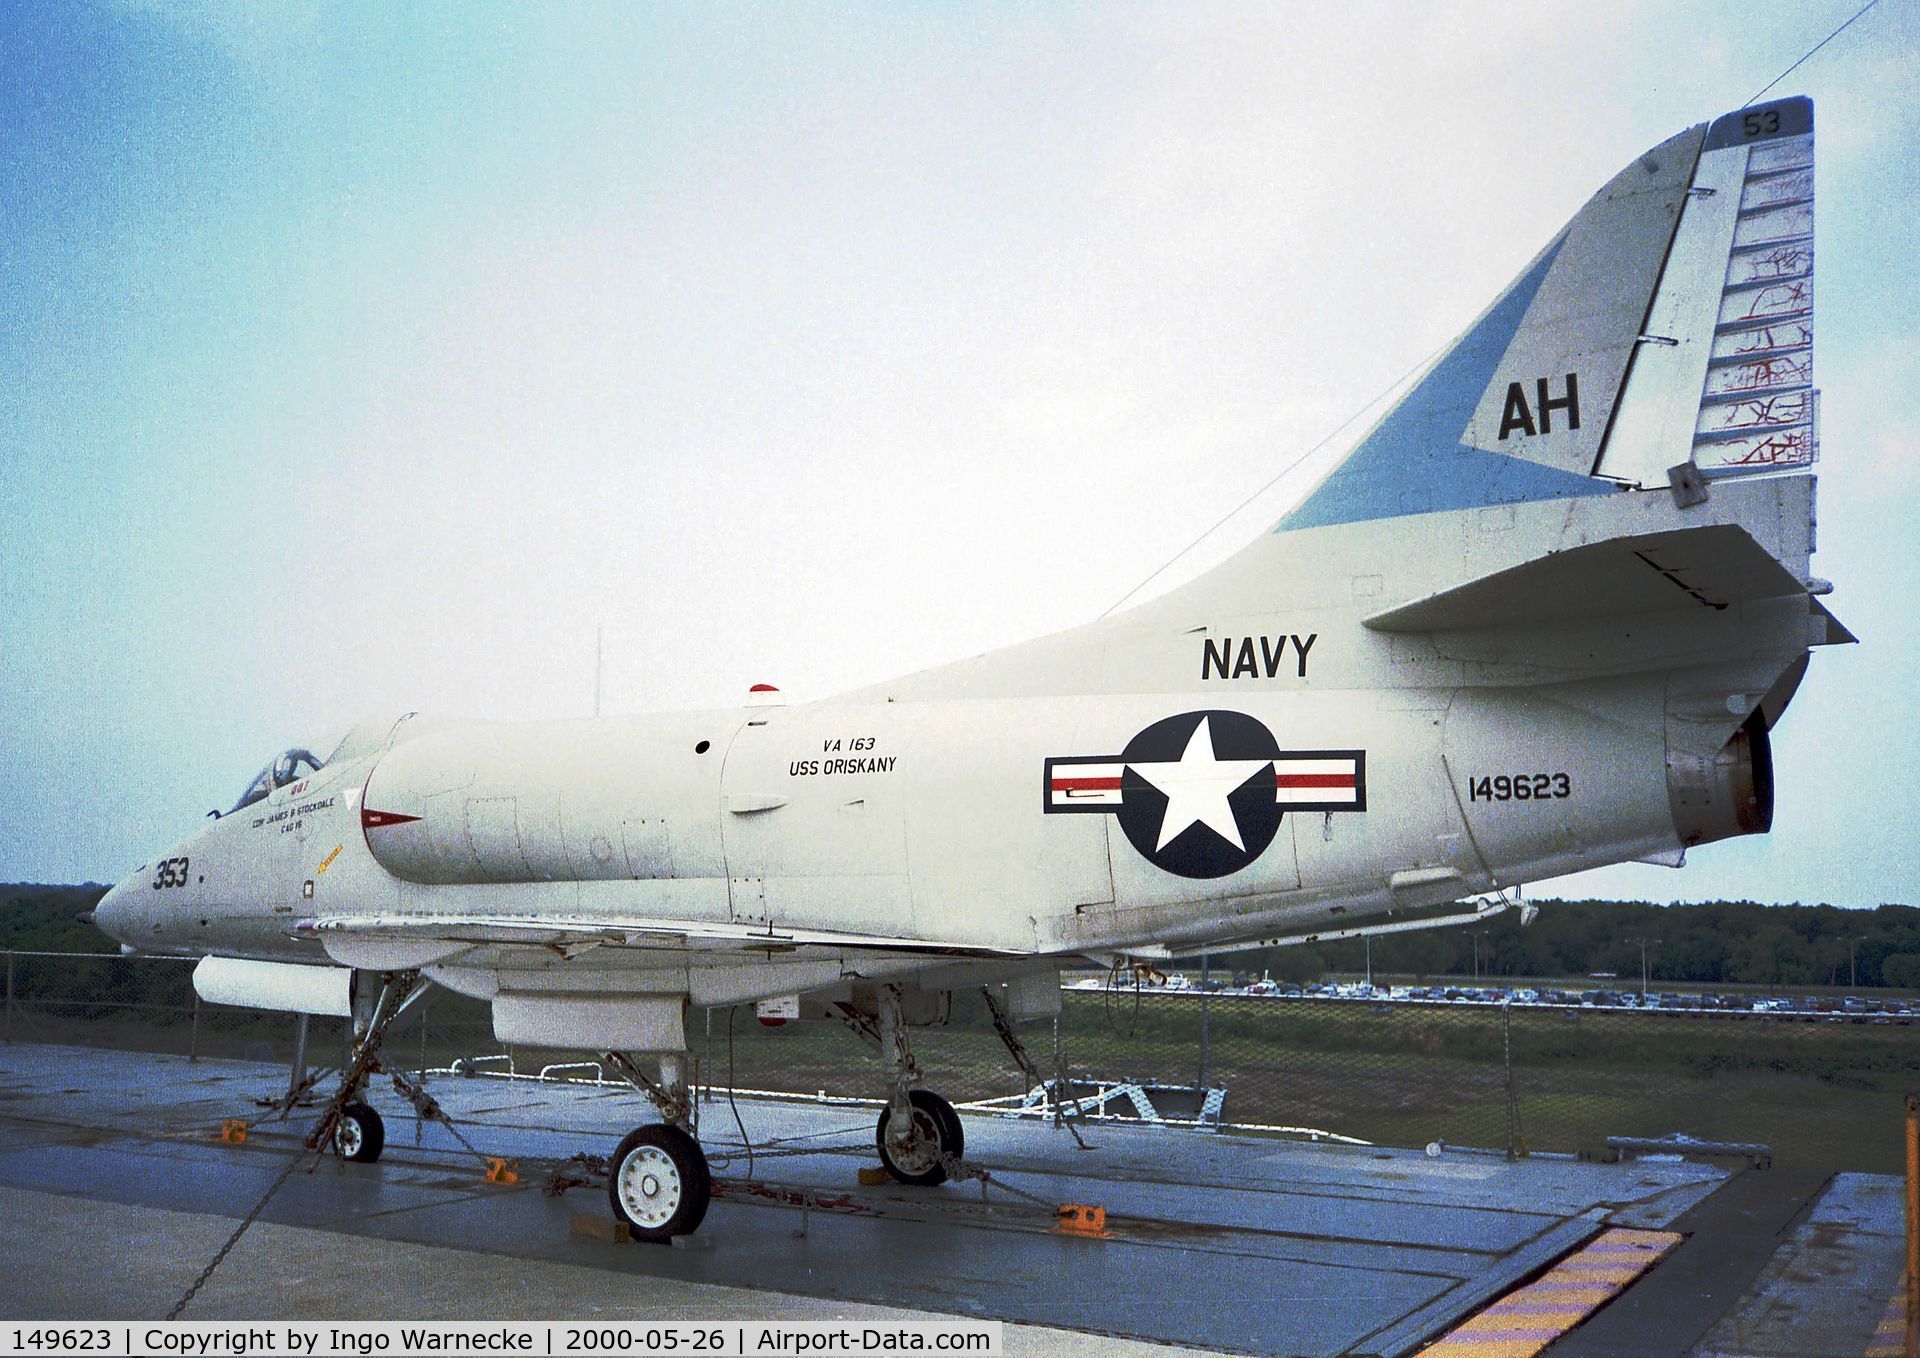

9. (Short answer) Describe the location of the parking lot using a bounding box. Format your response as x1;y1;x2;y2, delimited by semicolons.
1068;972;1920;1019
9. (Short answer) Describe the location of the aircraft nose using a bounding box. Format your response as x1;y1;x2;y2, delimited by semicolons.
90;877;141;947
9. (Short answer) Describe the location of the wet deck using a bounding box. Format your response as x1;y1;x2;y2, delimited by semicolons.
0;1042;1803;1355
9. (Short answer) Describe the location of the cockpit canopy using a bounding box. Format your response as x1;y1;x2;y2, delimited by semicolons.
220;716;424;818
230;747;325;815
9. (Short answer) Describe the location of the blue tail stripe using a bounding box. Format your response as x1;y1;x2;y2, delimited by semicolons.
1275;239;1621;534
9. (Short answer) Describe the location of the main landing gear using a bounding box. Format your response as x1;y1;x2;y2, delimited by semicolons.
867;984;963;1186
602;1051;712;1242
600;983;971;1240
609;1123;711;1240
295;977;984;1244
875;1088;963;1185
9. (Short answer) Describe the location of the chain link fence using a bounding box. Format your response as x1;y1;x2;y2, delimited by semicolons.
6;952;1915;1174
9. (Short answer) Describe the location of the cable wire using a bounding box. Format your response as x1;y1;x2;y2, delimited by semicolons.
726;1005;754;1179
1102;957;1143;1038
167;1137;316;1319
1097;341;1447;618
1745;0;1880;106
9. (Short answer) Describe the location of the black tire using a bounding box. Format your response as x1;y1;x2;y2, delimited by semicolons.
875;1089;963;1186
930;1091;965;1161
608;1124;711;1242
334;1102;384;1163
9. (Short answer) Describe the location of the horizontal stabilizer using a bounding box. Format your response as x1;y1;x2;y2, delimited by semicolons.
1811;597;1856;646
1363;524;1817;633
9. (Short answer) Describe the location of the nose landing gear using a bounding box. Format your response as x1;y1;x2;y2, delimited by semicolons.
332;1101;385;1162
309;969;426;1164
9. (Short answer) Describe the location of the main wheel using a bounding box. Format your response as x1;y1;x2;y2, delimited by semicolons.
875;1089;963;1186
608;1124;711;1242
334;1102;385;1163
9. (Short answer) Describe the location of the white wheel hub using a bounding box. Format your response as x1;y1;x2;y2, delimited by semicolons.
616;1144;684;1228
334;1116;363;1158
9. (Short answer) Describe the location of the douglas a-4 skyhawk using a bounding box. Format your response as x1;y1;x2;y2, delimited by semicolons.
94;96;1847;1240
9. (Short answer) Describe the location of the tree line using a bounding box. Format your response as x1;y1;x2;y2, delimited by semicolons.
0;884;111;953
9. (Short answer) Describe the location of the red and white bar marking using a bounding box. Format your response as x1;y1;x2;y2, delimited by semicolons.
1272;756;1363;806
1048;762;1125;807
1047;755;1362;810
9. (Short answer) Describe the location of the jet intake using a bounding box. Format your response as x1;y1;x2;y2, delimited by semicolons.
1667;716;1773;849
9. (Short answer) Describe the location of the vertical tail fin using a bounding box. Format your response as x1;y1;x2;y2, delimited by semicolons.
1275;96;1817;534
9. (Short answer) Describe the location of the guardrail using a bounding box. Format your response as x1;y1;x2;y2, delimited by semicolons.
3;949;206;1055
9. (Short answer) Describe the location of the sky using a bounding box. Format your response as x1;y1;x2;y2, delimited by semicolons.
2;1;1916;906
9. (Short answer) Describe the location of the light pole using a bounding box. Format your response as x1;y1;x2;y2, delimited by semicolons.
1625;936;1660;998
1850;937;1859;990
1473;931;1490;983
1364;935;1373;990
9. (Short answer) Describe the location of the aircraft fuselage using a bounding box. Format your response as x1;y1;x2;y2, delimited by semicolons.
98;675;1699;985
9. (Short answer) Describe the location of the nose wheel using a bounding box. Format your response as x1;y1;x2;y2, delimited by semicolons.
875;1089;963;1185
333;1102;385;1163
609;1123;711;1241
309;969;423;1164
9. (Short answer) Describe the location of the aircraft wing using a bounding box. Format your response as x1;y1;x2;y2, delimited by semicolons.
297;912;1049;1018
296;912;1028;960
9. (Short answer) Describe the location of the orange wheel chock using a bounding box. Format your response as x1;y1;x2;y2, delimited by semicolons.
1055;1203;1107;1238
219;1119;249;1144
484;1156;520;1185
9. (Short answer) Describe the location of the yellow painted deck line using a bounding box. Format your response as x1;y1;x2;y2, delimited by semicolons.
1417;1227;1684;1358
1866;1285;1909;1358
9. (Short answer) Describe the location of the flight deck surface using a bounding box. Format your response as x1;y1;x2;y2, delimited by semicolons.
0;1042;1871;1356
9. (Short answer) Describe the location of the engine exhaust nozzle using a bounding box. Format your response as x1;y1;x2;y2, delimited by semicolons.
1668;715;1774;848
